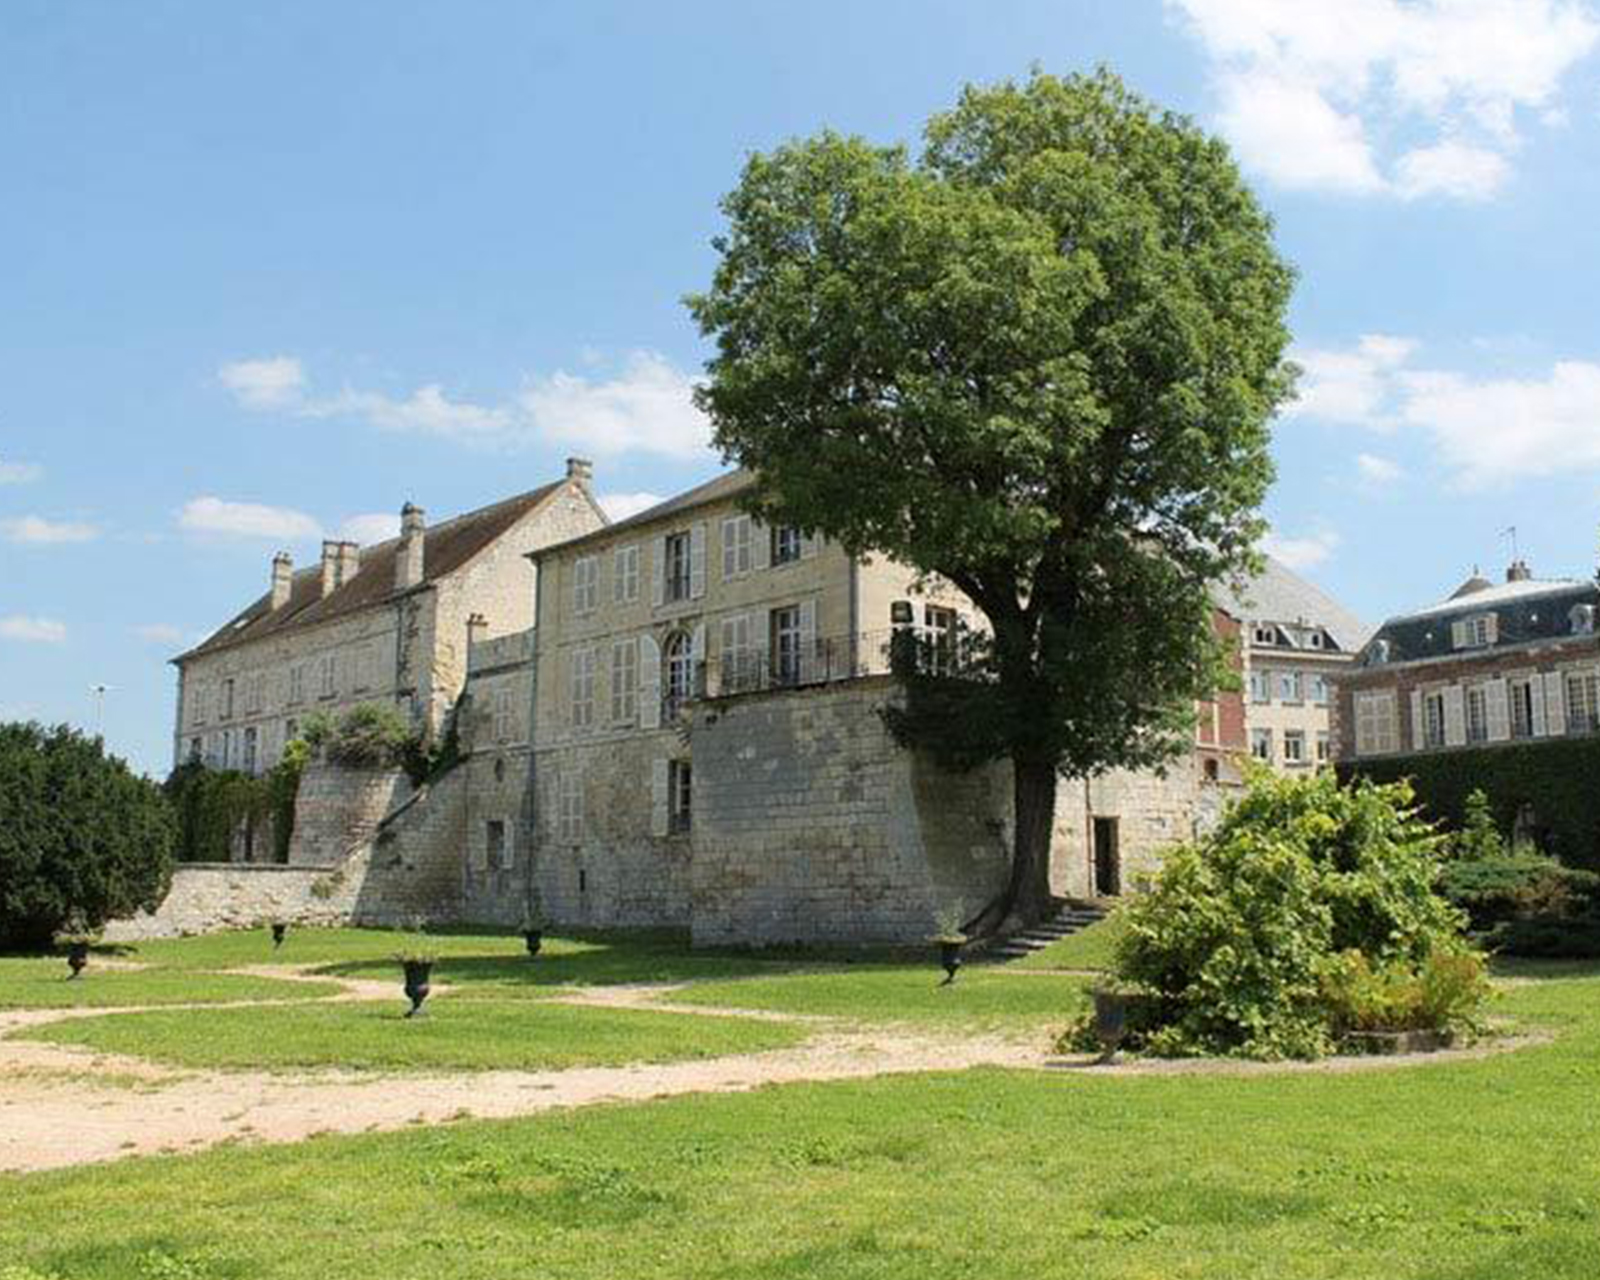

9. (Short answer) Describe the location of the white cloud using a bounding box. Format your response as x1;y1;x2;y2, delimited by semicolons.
218;356;306;409
339;512;402;544
178;496;322;541
0;615;67;643
1261;527;1340;570
1;516;98;544
135;623;185;644
218;349;710;459
0;459;41;485
1290;333;1415;424
1356;452;1404;486
598;491;665;521
1171;0;1599;200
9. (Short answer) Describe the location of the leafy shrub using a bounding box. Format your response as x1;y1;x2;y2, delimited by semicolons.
1102;770;1477;1059
0;722;176;950
1319;949;1489;1035
165;743;305;865
303;702;417;768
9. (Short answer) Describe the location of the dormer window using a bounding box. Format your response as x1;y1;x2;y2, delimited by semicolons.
1571;604;1596;636
1451;614;1498;650
1253;624;1278;646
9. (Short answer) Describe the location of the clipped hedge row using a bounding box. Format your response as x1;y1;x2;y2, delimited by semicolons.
1338;737;1600;871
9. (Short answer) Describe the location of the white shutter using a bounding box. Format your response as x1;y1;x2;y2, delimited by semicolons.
1544;672;1567;736
1484;614;1500;645
651;536;666;607
1486;678;1510;742
720;517;737;581
798;598;817;682
1531;678;1549;736
638;634;662;730
1443;686;1466;746
650;758;670;837
691;623;706;697
1410;690;1425;751
1450;620;1468;650
690;522;707;598
752;519;770;571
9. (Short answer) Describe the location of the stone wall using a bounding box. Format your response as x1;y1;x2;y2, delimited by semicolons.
689;677;1011;946
287;761;406;865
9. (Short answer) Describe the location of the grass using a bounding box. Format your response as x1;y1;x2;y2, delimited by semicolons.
665;965;1092;1027
19;997;809;1073
1008;910;1127;972
0;958;340;1009
3;969;1599;1278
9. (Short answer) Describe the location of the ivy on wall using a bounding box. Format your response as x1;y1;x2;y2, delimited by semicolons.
165;740;307;864
1339;737;1600;871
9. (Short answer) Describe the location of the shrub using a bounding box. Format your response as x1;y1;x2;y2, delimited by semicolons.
0;722;176;950
303;703;417;769
1319;949;1489;1035
1103;770;1478;1059
165;744;305;865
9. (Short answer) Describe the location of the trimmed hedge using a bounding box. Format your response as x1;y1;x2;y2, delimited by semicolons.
1338;737;1600;871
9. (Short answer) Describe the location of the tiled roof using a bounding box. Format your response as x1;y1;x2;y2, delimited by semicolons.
1215;557;1372;652
539;470;757;556
177;482;566;662
1359;575;1598;665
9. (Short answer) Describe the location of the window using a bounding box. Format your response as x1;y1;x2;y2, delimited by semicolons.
664;532;692;602
665;632;695;707
243;727;258;775
1422;692;1446;749
289;664;305;704
771;606;802;686
557;773;583;842
1355;691;1398;756
1466;685;1489;743
772;525;803;566
613;544;639;604
220;729;234;770
669;760;692;833
1310;674;1329;706
319;654;336;698
925;605;958;675
494;688;513;742
222;678;235;720
721;515;753;579
1453;614;1497;650
573;556;599;614
1316;731;1331;763
1253;624;1278;646
1277;670;1302;704
1249;670;1271;703
285;718;298;743
1250;728;1273;761
1510;678;1536;739
190;684;207;726
1283;729;1305;764
1308;631;1325;649
571;647;596;729
1567;671;1600;733
486;820;508;870
188;737;202;763
611;638;638;723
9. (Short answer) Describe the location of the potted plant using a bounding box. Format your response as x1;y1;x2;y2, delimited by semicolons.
269;920;288;950
56;916;96;980
395;944;436;1017
519;904;545;958
930;904;967;985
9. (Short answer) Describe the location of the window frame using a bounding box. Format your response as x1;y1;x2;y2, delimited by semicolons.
664;532;693;603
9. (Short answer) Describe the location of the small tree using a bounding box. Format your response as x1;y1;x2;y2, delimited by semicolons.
689;69;1295;925
0;722;176;950
1451;788;1505;861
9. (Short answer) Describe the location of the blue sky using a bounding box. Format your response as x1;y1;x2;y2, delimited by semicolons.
6;0;1600;776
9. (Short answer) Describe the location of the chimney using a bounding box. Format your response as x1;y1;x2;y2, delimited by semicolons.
566;457;593;487
395;502;425;592
335;540;361;585
319;541;341;598
466;612;488;649
1507;559;1533;583
270;552;293;610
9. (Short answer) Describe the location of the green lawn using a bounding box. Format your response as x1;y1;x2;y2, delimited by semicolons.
667;965;1092;1027
1007;910;1127;972
19;997;808;1073
3;970;1597;1278
0;958;340;1009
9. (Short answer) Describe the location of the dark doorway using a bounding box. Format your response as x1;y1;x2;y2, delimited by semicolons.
1092;817;1121;897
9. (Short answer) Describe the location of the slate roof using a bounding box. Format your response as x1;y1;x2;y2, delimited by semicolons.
537;470;757;556
1215;557;1372;652
1358;575;1598;666
178;482;566;663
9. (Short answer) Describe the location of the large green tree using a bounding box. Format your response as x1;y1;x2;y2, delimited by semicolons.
0;722;176;949
689;70;1295;926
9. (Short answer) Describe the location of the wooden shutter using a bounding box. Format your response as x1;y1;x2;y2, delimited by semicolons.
1450;620;1468;650
690;522;707;598
651;536;666;607
752;519;770;571
1544;672;1567;735
1486;678;1510;741
638;634;661;730
1409;690;1425;751
798;598;817;682
721;518;738;581
650;758;670;837
1443;686;1466;746
691;623;706;696
1530;678;1549;736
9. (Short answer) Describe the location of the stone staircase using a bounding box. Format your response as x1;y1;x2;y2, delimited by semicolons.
986;900;1109;962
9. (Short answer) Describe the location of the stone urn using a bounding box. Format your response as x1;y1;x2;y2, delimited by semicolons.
270;922;287;950
401;959;434;1018
523;929;542;958
936;937;964;985
1092;988;1132;1062
65;941;89;980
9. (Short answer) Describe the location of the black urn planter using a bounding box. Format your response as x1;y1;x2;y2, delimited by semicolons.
937;939;964;985
523;929;542;958
402;960;434;1017
1092;988;1131;1062
271;922;287;950
66;941;89;980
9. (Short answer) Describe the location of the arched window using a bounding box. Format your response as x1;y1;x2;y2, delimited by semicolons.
665;631;694;704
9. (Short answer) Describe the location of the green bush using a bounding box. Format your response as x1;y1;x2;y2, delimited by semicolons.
0;722;176;950
1104;770;1477;1059
302;702;417;769
165;743;305;865
1319;949;1489;1035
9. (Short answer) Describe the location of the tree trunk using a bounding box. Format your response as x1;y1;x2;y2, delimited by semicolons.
1004;755;1057;928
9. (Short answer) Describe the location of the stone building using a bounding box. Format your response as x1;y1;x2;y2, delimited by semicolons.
1218;558;1369;774
1333;561;1600;763
171;462;605;786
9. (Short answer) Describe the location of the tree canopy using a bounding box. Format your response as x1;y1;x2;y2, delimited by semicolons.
688;69;1296;923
